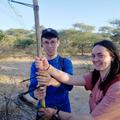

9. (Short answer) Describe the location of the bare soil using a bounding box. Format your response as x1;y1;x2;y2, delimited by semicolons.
0;55;92;119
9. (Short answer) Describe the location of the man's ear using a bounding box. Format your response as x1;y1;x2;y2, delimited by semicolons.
57;40;60;46
41;42;43;47
41;40;43;47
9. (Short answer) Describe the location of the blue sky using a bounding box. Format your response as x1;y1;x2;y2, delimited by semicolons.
0;0;120;31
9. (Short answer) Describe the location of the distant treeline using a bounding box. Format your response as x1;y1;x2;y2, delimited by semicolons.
0;20;120;56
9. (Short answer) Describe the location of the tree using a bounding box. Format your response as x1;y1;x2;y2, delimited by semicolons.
0;30;5;42
14;38;35;49
109;19;120;43
110;28;120;43
109;19;120;28
98;26;113;38
73;23;95;32
5;29;30;39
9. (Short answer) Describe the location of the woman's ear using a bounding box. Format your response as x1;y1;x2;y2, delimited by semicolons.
111;58;114;62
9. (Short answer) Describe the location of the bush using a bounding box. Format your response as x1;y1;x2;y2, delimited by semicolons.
14;38;34;49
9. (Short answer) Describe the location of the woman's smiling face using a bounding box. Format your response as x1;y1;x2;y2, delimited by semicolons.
92;45;113;72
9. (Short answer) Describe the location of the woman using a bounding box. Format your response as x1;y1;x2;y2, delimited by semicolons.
35;40;120;120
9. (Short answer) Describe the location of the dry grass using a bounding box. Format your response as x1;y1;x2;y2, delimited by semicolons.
0;55;92;119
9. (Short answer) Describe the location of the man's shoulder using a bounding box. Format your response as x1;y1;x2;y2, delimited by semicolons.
30;61;36;68
59;55;72;62
58;55;73;69
31;61;35;65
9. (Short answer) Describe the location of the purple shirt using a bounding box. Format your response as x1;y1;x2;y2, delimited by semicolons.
84;72;120;120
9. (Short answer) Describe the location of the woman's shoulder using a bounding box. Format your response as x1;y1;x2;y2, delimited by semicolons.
104;75;120;95
106;80;120;97
109;75;120;90
108;80;120;90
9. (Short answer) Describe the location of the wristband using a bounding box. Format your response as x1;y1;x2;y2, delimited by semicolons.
55;109;60;117
51;109;61;120
45;64;50;71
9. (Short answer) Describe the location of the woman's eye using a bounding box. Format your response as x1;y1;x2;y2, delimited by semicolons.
91;54;95;58
98;54;105;58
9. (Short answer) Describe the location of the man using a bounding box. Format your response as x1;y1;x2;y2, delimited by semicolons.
29;28;73;119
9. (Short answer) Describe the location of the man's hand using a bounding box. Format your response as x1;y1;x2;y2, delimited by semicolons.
35;71;48;100
36;71;51;86
34;86;46;100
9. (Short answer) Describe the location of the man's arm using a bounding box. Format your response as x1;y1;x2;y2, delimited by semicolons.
29;62;38;99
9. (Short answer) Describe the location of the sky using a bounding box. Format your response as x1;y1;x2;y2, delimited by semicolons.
0;0;120;31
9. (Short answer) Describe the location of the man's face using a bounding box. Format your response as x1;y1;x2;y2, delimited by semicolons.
42;37;60;56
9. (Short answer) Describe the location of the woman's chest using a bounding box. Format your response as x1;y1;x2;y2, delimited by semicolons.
89;80;103;111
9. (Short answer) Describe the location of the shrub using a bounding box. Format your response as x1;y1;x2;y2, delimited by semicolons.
14;38;34;49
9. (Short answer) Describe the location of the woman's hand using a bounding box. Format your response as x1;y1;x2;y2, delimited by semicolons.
49;77;61;87
35;56;50;71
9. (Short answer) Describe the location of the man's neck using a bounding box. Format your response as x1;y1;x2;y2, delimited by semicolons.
46;54;58;60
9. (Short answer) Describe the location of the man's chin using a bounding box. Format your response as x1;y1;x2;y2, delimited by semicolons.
47;53;56;57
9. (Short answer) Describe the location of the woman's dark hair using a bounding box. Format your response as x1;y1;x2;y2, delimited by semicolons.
91;39;120;90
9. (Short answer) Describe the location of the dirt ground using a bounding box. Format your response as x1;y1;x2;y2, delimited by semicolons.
0;55;92;119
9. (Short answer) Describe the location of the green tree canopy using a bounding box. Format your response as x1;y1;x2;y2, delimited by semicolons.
73;23;95;32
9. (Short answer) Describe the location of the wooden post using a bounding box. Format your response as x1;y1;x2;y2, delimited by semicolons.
33;0;46;108
33;0;41;56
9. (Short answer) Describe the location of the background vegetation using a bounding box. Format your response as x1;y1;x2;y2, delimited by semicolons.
0;19;120;56
1;19;120;119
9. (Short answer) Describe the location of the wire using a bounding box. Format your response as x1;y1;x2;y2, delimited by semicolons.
20;74;47;95
20;74;48;83
8;1;26;28
0;0;18;21
20;75;37;83
22;84;45;95
8;0;33;8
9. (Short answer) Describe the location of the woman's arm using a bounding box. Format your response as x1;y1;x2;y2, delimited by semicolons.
35;56;86;86
48;65;85;86
40;108;94;120
58;111;94;120
37;65;85;86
